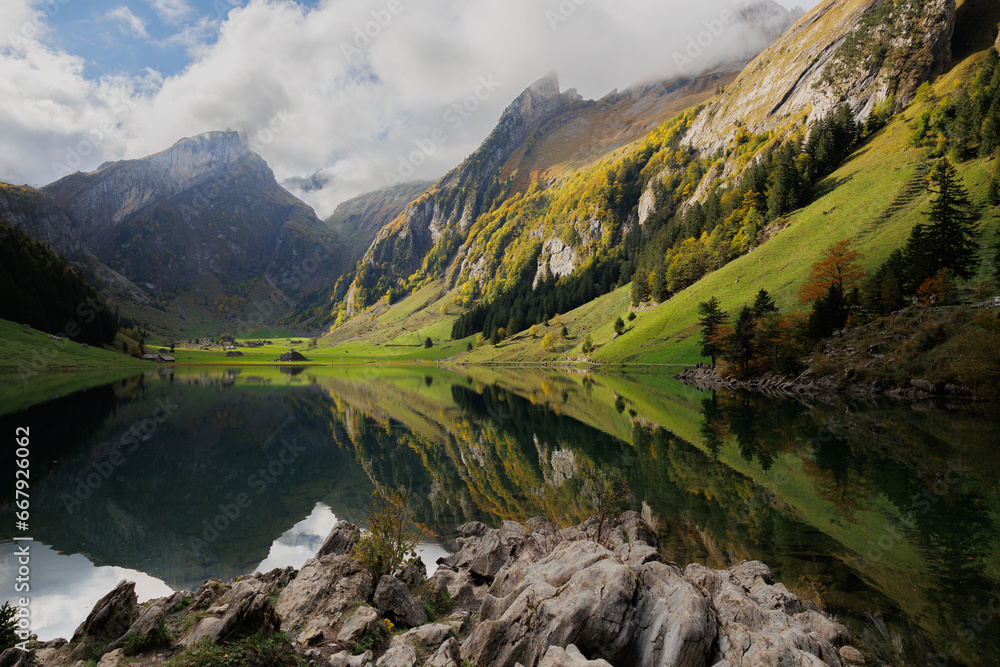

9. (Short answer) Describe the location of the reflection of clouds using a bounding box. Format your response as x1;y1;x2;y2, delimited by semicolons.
257;503;446;577
0;542;171;641
257;502;339;573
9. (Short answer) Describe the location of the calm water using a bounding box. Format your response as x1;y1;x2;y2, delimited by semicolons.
1;366;998;665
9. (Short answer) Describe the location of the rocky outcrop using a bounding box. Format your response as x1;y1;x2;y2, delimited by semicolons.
30;513;861;667
686;0;957;154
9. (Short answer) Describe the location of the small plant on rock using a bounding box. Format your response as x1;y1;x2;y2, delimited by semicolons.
352;487;424;581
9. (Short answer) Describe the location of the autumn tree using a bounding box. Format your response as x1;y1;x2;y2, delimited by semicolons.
697;297;727;366
800;239;865;304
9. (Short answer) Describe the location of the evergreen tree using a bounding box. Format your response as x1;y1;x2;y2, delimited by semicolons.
697;297;726;366
924;157;979;280
614;317;625;335
726;305;757;378
424;337;433;348
808;283;848;338
0;602;17;651
751;289;778;318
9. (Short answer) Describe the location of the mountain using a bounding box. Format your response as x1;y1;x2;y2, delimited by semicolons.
342;69;740;316
325;181;433;262
685;0;956;153
39;131;347;308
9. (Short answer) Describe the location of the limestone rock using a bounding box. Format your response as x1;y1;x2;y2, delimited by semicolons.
388;623;453;652
398;557;426;589
277;555;375;634
426;568;484;606
208;592;280;643
106;606;167;653
538;644;613;667
337;606;381;645
373;575;427;628
330;651;374;667
686;561;850;666
95;649;127;667
178;617;222;646
317;521;361;559
376;644;418;667
840;645;866;664
0;648;34;667
424;638;460;667
70;580;139;646
462;540;713;667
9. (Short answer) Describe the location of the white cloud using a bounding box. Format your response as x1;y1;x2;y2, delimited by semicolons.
148;0;195;25
106;5;149;39
0;0;819;214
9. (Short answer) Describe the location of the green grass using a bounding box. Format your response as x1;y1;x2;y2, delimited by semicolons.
164;632;303;667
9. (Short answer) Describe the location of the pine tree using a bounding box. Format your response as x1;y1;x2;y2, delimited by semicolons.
697;297;727;366
751;289;778;318
726;305;757;378
924;157;979;280
808;283;848;338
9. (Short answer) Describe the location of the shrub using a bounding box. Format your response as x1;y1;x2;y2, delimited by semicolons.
613;317;625;335
352;488;423;581
352;619;392;655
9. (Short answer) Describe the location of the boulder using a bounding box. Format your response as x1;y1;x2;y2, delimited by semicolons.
337;606;381;645
329;650;374;667
106;606;168;653
317;521;361;559
426;569;484;607
178;617;222;646
376;644;418;667
538;644;613;667
373;575;427;628
388;623;454;652
277;555;375;634
95;649;127;667
398;557;426;589
840;645;866;664
424;638;460;667
0;648;34;667
686;562;850;666
208;592;280;643
70;580;139;646
462;540;714;667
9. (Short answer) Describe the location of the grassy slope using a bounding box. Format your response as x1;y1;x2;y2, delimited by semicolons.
0;317;150;415
459;48;1000;366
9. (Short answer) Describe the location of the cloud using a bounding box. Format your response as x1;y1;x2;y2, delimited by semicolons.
0;0;817;215
106;6;149;39
148;0;195;25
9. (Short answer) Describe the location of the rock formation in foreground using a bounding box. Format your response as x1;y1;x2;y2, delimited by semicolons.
11;512;866;667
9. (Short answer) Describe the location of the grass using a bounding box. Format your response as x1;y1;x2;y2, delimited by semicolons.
164;632;303;667
0;318;148;374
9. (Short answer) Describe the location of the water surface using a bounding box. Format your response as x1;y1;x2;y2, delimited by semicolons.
1;365;997;665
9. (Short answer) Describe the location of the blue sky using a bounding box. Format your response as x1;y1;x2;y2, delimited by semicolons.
2;0;822;215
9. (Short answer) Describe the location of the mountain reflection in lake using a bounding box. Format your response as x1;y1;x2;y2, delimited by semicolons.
0;366;997;665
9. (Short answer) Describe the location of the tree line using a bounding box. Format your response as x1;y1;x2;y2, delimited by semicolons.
0;220;118;346
697;155;988;376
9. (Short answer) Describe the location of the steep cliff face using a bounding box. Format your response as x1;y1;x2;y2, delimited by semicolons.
685;0;957;153
40;132;346;299
325;181;433;261
346;74;584;313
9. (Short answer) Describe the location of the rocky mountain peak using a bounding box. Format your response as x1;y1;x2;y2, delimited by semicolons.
499;73;583;130
142;130;255;191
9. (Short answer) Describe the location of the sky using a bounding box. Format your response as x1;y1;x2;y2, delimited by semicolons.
0;0;822;217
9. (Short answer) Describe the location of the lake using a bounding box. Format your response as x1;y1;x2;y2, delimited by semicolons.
1;365;998;666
